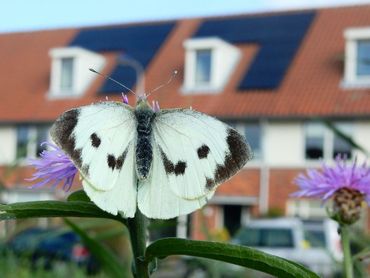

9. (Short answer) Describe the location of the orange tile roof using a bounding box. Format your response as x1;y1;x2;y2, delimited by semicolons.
1;5;370;123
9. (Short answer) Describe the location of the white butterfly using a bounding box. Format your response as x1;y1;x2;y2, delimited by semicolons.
50;96;252;219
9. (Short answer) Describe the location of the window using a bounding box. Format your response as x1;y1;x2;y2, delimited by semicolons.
343;27;370;88
49;47;105;98
333;123;352;159
244;123;262;160
227;121;262;161
16;126;29;159
183;38;240;93
304;122;353;161
15;125;50;160
234;228;294;248
305;123;324;160
195;49;212;85
60;57;74;91
36;126;49;157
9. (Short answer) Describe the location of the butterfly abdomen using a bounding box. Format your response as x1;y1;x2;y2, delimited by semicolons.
135;107;156;180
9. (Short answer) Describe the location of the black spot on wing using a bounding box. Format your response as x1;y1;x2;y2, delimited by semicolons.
116;157;123;170
160;148;187;176
116;148;129;170
161;149;175;173
206;128;251;190
107;155;116;170
81;165;90;177
197;145;210;159
175;161;187;175
50;109;82;168
90;133;101;148
206;178;215;190
107;148;129;171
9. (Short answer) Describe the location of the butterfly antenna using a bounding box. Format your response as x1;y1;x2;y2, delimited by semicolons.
146;70;178;97
89;68;137;96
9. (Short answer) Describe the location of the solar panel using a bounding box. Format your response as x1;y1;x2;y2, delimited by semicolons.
193;12;315;90
69;22;175;93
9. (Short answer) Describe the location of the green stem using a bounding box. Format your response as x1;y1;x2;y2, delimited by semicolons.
128;208;149;278
340;225;354;278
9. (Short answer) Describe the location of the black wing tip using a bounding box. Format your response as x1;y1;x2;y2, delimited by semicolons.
227;128;252;166
206;128;251;191
50;109;82;168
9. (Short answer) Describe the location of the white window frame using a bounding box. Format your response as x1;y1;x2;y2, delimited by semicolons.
342;27;370;88
182;37;240;94
49;47;105;98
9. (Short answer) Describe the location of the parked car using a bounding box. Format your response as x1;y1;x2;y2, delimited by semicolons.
302;219;342;261
232;218;339;277
5;227;99;273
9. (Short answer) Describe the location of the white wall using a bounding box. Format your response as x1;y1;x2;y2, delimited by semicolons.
264;122;303;167
0;126;16;165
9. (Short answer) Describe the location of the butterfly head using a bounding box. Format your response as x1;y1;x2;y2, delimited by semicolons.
135;94;160;112
136;94;150;109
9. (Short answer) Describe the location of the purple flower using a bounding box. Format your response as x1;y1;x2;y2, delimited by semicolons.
26;142;78;191
293;155;370;204
152;100;160;112
122;93;129;105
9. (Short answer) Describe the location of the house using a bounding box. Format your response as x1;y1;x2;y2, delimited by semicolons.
1;4;370;239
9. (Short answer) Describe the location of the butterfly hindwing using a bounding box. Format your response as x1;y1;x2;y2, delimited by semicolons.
138;142;215;219
149;108;252;200
82;143;137;217
50;102;137;216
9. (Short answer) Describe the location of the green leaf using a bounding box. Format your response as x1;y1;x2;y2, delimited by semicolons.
67;190;91;202
146;238;320;278
64;218;127;278
0;200;124;223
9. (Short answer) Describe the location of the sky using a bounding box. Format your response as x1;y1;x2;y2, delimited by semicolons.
1;0;370;33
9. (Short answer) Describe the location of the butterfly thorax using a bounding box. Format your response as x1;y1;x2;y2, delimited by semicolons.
134;100;156;180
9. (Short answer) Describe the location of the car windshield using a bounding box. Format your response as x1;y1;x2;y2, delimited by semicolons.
234;228;294;248
303;227;327;248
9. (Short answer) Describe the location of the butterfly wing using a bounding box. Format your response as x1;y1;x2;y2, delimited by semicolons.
137;142;215;219
50;102;137;217
137;108;251;219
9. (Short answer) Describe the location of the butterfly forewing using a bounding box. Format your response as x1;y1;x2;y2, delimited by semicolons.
50;102;137;216
148;108;252;200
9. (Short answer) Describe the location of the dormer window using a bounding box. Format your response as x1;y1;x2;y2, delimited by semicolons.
49;47;105;98
183;37;240;94
343;27;370;88
60;57;74;91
